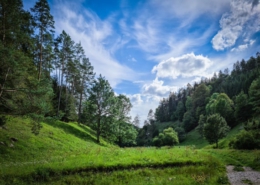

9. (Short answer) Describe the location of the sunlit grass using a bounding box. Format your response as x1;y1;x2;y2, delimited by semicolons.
0;116;258;185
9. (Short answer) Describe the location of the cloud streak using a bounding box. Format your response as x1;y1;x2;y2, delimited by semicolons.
53;2;137;87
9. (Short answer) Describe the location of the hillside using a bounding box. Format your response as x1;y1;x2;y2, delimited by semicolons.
1;116;260;185
0;116;109;164
179;123;244;149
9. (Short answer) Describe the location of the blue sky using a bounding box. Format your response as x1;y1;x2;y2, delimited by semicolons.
24;0;260;125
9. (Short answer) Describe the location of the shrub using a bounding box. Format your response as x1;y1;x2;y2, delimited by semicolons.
229;119;260;150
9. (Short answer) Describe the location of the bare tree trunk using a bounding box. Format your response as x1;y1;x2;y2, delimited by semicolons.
2;9;6;44
78;77;84;123
57;61;64;116
0;68;10;98
97;117;100;143
38;29;43;80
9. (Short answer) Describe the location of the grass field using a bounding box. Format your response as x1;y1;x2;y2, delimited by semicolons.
0;116;259;184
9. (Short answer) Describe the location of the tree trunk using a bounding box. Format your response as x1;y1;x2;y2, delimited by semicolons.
2;9;6;44
78;78;84;123
57;61;64;116
97;117;101;143
38;28;43;80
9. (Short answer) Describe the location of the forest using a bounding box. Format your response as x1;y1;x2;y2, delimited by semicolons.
1;0;260;184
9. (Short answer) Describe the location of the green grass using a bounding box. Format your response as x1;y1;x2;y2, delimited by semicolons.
0;116;259;185
204;149;260;170
39;165;228;185
178;127;208;148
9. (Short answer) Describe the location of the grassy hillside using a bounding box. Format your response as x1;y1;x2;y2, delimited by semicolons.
0;116;109;164
179;123;244;149
179;127;208;148
0;116;259;185
0;116;228;184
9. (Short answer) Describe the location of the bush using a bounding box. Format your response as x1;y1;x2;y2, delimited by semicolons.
152;127;179;147
229;119;260;150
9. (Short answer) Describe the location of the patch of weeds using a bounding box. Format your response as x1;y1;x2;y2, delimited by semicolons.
32;167;56;182
191;173;207;184
217;175;229;184
251;155;260;170
233;166;244;171
242;179;253;185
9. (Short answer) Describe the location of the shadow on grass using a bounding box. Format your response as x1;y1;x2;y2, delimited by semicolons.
44;119;105;146
79;124;96;136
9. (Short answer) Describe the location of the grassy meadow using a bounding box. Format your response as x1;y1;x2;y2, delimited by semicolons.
0;117;259;184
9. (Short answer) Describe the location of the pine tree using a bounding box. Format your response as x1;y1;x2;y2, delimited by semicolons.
31;0;55;80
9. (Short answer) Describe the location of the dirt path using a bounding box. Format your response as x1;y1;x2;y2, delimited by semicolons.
226;165;260;185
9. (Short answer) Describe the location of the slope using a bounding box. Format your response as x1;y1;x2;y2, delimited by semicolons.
179;123;244;149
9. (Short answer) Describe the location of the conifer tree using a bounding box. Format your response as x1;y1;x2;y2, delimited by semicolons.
31;0;55;80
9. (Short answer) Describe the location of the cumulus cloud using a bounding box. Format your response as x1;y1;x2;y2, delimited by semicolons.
152;53;213;79
129;94;143;105
127;93;161;126
142;78;178;97
212;0;260;50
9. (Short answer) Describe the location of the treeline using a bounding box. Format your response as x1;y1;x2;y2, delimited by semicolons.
0;0;137;146
137;54;260;148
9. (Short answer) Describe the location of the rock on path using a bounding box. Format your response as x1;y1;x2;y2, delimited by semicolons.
226;165;260;185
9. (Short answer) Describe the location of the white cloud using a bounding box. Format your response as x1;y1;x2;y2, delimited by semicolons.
231;39;256;52
212;0;260;50
142;78;178;97
152;53;213;79
127;94;161;126
53;3;137;87
149;0;229;27
129;94;143;105
231;44;248;52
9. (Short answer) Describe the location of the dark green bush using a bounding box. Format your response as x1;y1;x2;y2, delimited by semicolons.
229;119;260;149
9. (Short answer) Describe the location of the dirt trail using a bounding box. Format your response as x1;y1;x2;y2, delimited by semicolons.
226;165;260;185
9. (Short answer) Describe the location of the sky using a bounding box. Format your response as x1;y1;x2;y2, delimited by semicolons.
24;0;260;126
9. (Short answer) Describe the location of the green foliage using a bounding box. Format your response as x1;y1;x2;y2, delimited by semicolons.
31;0;55;80
197;114;206;138
0;115;8;126
83;75;116;143
192;84;210;111
185;96;193;111
175;101;185;121
229;119;260;150
249;76;260;115
183;110;196;132
206;93;235;127
115;122;138;147
174;126;186;142
204;114;230;148
152;127;179;147
235;91;252;123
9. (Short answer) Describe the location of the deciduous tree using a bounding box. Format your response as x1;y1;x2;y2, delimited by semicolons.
204;114;230;148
